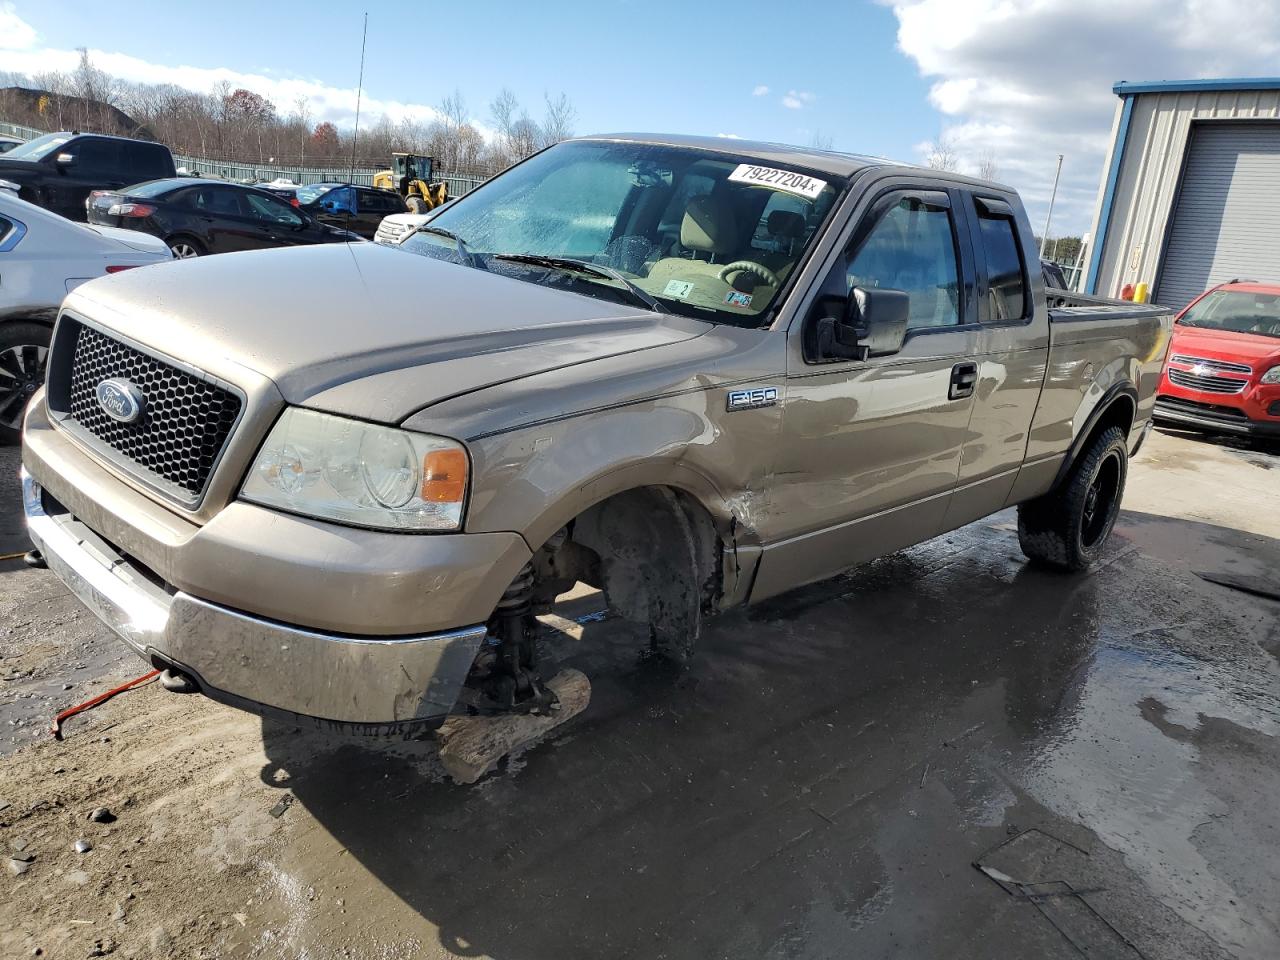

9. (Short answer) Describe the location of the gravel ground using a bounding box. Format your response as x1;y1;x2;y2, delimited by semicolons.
0;428;1278;959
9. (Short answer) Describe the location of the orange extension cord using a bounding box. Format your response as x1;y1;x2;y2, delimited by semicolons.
51;670;160;741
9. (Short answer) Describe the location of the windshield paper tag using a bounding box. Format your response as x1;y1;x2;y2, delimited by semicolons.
663;279;695;299
728;164;827;199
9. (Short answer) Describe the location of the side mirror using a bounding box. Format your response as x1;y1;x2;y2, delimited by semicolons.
55;152;75;165
816;286;911;361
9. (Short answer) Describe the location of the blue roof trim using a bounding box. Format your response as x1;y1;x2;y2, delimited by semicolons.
1085;95;1135;295
1113;78;1280;95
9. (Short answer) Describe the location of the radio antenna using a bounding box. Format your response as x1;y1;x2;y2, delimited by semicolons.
347;11;368;219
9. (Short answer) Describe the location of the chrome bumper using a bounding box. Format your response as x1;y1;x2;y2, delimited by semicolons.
23;469;486;726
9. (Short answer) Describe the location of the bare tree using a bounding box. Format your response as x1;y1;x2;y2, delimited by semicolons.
1;62;574;176
976;151;999;181
808;130;834;151
490;88;520;140
540;92;576;147
438;90;468;132
925;135;958;172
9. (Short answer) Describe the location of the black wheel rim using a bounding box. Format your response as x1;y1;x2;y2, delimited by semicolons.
1081;451;1121;548
0;343;48;429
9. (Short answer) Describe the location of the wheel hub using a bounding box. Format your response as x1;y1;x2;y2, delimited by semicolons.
0;343;49;429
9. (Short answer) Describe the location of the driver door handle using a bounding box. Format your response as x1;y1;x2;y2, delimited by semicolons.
949;362;978;400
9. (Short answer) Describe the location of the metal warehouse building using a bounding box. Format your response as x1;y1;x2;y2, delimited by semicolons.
1083;78;1280;308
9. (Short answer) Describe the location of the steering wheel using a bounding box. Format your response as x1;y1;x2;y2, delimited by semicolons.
717;261;780;287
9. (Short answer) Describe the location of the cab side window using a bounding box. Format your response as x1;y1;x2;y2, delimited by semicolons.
324;187;356;213
846;195;961;329
975;202;1028;321
244;192;304;226
72;139;122;177
191;187;246;218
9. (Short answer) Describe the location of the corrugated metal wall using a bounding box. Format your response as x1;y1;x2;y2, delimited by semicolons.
1087;88;1280;303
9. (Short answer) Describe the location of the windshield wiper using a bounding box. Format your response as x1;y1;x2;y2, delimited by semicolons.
492;253;668;314
416;225;484;270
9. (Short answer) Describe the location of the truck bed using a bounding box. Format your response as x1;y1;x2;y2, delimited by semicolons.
1023;290;1175;466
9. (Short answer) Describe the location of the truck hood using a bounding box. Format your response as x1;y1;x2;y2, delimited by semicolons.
1171;324;1280;366
67;242;711;423
0;158;40;180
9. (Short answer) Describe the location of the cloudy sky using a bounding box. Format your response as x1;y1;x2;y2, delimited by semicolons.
3;0;1279;235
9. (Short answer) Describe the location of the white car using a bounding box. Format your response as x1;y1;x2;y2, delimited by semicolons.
373;211;432;246
0;191;172;442
373;198;459;246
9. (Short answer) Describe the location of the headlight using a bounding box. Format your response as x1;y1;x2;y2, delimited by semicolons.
241;408;468;531
0;179;20;194
1261;365;1280;385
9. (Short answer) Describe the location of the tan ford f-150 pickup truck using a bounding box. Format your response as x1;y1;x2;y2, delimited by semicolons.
21;134;1172;730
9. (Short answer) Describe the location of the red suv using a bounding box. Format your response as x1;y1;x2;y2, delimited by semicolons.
1155;282;1280;438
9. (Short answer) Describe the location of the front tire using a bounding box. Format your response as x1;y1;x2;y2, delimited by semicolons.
1017;425;1128;571
406;195;428;214
0;321;52;445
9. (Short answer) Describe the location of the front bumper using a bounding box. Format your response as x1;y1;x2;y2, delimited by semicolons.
23;469;487;726
1154;396;1280;437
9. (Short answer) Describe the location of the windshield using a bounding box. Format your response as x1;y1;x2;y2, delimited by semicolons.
3;132;72;161
400;140;843;325
296;183;338;205
1180;290;1280;339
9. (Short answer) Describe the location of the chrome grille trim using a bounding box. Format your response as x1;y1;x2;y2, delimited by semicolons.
1167;368;1248;395
1170;354;1253;374
374;221;414;245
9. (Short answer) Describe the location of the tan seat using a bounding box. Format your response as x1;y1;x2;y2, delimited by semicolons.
757;210;805;280
646;195;745;307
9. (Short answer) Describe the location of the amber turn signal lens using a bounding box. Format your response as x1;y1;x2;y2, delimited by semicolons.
421;448;468;502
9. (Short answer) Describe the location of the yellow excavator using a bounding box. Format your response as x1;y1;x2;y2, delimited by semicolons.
373;153;448;213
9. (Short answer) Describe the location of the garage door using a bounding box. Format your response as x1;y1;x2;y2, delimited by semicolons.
1157;122;1280;309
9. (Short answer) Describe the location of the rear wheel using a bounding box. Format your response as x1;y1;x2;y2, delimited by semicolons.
406;195;428;214
167;236;205;259
1017;425;1128;571
0;321;52;445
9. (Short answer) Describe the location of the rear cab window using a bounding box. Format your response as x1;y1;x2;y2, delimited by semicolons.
971;196;1029;322
123;142;172;180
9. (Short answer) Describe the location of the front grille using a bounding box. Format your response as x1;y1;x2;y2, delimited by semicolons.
57;321;242;504
1167;368;1248;395
374;220;413;245
1170;354;1252;375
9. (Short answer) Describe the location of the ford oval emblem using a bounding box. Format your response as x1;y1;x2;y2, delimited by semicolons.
96;378;145;424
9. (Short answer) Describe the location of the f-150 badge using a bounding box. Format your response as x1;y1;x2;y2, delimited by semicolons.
727;387;779;411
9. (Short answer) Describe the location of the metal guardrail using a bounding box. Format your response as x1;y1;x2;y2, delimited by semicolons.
0;120;48;140
0;121;491;197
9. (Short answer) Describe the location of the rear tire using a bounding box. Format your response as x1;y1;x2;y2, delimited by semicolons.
1017;425;1128;571
406;195;428;214
167;236;205;259
0;321;52;445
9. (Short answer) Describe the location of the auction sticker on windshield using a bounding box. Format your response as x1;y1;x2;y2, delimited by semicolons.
728;164;827;199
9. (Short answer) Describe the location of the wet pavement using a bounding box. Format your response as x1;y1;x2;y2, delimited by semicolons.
2;428;1279;958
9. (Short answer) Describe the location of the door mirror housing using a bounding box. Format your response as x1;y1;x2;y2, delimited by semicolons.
816;286;911;360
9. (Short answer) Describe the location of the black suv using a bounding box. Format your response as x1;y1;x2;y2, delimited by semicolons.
0;132;176;221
